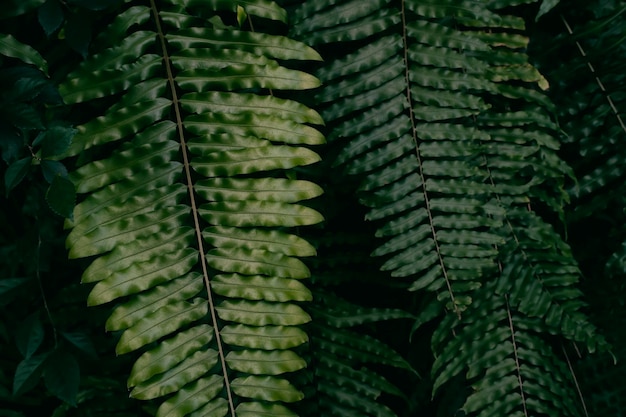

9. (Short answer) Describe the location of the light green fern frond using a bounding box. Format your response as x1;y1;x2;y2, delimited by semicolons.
61;1;324;416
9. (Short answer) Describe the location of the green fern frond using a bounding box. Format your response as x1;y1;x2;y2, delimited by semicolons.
294;0;576;323
494;208;606;352
291;0;604;415
296;172;415;417
295;0;510;318
530;3;626;413
305;307;412;417
309;291;414;328
61;1;324;416
432;288;583;417
535;2;626;222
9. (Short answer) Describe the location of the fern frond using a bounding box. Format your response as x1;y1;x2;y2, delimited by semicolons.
296;0;512;319
530;3;626;413
291;0;604;415
432;288;584;417
61;1;324;416
296;172;416;417
305;302;412;417
535;2;626;222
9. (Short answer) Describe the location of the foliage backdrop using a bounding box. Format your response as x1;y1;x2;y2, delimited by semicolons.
0;0;624;417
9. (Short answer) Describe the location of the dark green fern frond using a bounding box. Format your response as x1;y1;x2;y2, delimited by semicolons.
298;170;416;417
493;208;606;352
294;0;508;319
534;1;626;223
290;0;604;415
60;1;324;416
432;287;584;417
292;0;587;329
304;290;413;417
529;2;626;415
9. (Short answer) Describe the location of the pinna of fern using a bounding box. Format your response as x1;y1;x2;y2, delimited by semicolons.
59;1;326;416
290;0;607;415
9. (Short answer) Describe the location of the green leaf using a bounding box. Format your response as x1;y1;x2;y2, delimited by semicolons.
407;20;489;51
231;375;304;403
536;0;560;20
199;200;323;227
80;227;194;284
70;140;180;194
106;273;204;331
226;349;306;375
235;402;297;417
33;126;76;158
38;0;64;37
45;175;75;219
15;315;44;359
128;325;214;387
216;300;312;326
0;277;30;301
4;157;31;196
43;351;79;405
116;299;208;355
61;54;162;103
41;160;68;183
85;246;197;305
181;0;288;23
195;177;323;204
69;205;189;259
131;349;218;400
206;247;311;279
317;354;405;398
190;146;321;177
184;113;325;145
313;326;412;371
64;11;92;57
180;91;323;125
175;64;321;91
0;34;48;74
211;274;312;302
203;226;317;257
237;4;248;27
60;332;98;359
90;5;151;49
13;352;50;396
220;324;309;350
155;375;224;417
294;8;401;46
167;28;323;61
65;98;172;156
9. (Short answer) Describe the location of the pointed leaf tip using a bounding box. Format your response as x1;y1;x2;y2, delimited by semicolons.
536;0;560;21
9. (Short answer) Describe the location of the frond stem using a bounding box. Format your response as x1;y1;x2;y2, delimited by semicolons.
505;295;528;417
149;2;236;415
562;343;589;417
400;0;460;319
561;14;626;135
